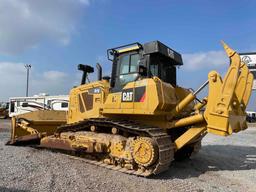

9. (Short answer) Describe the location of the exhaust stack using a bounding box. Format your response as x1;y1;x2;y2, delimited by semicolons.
96;63;102;81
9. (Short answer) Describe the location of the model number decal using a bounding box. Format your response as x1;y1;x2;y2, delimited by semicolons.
88;87;101;94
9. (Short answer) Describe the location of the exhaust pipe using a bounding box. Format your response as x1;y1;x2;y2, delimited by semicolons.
96;63;102;81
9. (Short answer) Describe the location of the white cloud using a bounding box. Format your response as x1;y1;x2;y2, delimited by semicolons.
79;0;90;5
0;62;79;101
183;50;229;71
43;71;68;81
0;0;90;55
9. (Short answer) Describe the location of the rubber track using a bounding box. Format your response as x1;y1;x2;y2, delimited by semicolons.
56;118;174;177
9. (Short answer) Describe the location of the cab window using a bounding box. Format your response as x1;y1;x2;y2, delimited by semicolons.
120;55;130;74
130;54;140;72
149;55;176;85
119;53;139;85
150;63;158;76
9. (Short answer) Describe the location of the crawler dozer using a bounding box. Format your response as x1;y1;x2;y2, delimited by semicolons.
7;41;253;176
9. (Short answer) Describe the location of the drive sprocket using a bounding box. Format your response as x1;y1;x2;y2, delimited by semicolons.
132;137;158;167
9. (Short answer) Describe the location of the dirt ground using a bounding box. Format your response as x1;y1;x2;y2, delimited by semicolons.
0;119;255;192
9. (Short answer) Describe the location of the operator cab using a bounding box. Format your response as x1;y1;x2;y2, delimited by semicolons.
108;41;183;92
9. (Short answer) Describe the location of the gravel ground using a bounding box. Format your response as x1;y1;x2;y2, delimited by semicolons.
0;119;255;192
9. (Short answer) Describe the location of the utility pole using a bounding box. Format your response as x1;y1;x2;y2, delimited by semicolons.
24;64;31;97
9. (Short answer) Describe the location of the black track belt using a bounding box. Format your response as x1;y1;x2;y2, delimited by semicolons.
56;118;174;176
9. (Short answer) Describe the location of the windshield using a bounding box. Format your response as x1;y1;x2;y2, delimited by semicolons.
119;53;140;85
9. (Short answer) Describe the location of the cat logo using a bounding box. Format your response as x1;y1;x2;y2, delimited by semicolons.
122;89;133;102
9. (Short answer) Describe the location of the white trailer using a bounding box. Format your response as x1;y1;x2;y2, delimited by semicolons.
9;94;69;117
240;52;256;90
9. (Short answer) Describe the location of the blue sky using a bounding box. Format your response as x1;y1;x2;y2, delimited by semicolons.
0;0;256;109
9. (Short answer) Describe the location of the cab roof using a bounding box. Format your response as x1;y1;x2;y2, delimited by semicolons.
107;40;183;66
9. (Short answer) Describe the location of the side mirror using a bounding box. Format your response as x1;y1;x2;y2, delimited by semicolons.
138;65;147;77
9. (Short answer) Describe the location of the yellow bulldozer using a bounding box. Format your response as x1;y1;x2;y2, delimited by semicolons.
7;41;253;176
